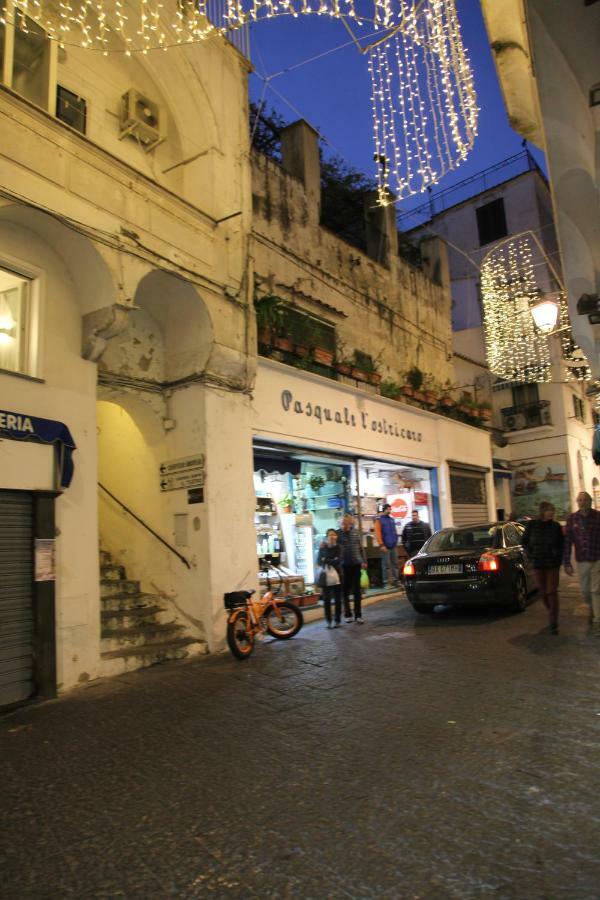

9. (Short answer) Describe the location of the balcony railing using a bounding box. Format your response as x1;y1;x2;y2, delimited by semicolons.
501;400;552;432
207;0;250;59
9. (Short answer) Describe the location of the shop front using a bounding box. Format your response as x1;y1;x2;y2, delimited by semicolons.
252;360;495;601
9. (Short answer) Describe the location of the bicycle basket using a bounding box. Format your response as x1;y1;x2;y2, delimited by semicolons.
223;591;249;611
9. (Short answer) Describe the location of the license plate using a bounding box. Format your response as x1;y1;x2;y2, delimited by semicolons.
428;564;462;575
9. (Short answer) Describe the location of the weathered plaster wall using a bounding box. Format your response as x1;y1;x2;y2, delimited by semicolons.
251;151;453;387
0;221;101;691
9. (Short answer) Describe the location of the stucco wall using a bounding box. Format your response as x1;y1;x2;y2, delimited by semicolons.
251;151;453;387
0;222;100;690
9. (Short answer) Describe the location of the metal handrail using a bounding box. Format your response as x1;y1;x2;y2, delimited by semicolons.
98;482;191;570
500;399;551;416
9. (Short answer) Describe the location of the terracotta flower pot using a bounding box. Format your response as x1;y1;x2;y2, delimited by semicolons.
336;363;352;376
274;336;293;353
481;409;492;421
294;344;309;358
402;385;414;398
413;391;426;403
352;367;370;383
313;347;334;367
440;397;454;407
369;372;382;385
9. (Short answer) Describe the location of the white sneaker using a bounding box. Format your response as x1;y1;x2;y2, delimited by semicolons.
355;617;364;624
345;617;353;623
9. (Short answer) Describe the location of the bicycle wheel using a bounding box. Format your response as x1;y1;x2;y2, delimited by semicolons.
227;610;255;659
265;602;303;640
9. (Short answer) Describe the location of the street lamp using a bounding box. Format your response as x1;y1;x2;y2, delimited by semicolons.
530;298;560;334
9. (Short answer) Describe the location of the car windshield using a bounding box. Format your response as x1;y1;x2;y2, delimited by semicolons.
426;526;498;552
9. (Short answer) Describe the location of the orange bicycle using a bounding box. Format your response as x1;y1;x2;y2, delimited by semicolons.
224;587;303;659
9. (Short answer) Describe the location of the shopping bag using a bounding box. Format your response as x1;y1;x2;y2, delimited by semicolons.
325;565;340;587
360;568;370;590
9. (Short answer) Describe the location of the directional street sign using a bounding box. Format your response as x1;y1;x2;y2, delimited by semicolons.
159;454;205;492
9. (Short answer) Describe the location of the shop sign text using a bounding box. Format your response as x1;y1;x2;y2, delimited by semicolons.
280;390;423;443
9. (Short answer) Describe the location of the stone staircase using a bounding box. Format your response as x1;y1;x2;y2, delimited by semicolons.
99;549;207;677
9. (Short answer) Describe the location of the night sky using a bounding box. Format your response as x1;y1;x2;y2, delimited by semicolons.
248;0;546;215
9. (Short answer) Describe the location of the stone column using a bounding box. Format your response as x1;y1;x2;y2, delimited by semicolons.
281;120;321;225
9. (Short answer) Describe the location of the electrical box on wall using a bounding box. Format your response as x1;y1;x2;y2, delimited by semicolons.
119;89;165;152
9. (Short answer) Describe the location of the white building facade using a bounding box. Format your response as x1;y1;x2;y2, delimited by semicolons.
0;13;496;709
405;155;597;522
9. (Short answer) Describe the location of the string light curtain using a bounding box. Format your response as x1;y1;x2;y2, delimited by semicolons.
1;0;478;200
481;234;590;384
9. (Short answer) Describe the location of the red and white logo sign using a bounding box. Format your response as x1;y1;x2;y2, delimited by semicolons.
390;497;409;520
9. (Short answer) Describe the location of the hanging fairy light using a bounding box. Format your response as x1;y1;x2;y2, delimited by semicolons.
481;234;591;384
368;0;478;201
0;0;478;200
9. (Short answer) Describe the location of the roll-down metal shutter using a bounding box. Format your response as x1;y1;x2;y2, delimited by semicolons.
449;468;489;526
0;491;34;707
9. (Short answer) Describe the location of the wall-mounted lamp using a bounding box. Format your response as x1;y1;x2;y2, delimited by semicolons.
530;298;560;333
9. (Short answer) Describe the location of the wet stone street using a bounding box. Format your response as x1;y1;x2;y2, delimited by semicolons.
1;584;600;899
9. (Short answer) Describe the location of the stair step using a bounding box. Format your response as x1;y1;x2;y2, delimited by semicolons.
100;563;126;581
100;636;208;676
101;579;141;599
101;604;168;632
101;622;186;652
101;592;162;612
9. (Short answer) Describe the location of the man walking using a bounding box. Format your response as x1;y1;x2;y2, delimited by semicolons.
337;514;366;624
563;491;600;633
374;504;399;587
402;510;432;557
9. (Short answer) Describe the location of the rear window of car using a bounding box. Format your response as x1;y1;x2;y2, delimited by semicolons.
426;526;498;552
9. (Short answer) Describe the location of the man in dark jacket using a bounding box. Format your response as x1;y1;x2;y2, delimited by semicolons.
337;514;366;624
522;501;564;634
563;491;600;632
374;504;399;587
402;511;432;557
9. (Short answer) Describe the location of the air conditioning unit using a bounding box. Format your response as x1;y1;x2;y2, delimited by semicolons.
119;89;164;152
505;413;526;431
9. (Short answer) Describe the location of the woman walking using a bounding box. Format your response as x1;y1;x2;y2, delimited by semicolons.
317;528;342;628
522;501;564;634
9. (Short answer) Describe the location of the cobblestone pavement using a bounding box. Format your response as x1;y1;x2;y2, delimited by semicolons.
2;582;600;899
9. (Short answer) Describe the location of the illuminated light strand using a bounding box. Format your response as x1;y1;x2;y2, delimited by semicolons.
1;0;478;201
479;235;592;384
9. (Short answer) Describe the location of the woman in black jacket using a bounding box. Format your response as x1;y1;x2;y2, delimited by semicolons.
522;501;564;634
317;529;342;628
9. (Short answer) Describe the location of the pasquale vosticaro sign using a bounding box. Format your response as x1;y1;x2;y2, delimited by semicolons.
254;362;439;461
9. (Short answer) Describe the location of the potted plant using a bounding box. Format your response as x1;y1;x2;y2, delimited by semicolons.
352;351;380;384
406;365;424;393
479;403;492;422
277;494;294;513
255;294;284;348
308;475;325;493
335;339;353;376
380;379;402;400
313;345;334;367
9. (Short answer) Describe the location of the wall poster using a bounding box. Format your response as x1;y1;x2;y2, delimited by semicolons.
509;454;571;520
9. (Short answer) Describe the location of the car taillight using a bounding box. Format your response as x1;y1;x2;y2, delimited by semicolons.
478;553;500;572
403;560;416;576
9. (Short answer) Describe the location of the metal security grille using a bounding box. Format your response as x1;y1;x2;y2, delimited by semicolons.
0;491;34;707
450;469;489;526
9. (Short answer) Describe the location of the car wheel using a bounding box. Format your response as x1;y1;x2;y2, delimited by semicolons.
511;575;528;613
411;603;434;615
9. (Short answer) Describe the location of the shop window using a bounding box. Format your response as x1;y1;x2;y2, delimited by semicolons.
476;198;507;247
0;266;32;376
12;16;51;109
573;395;586;423
56;85;87;135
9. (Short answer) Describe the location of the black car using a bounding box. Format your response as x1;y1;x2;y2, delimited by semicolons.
403;522;535;614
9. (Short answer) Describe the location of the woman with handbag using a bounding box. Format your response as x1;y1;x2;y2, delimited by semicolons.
317;528;342;628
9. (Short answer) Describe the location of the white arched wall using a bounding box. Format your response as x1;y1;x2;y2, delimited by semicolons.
0;207;115;690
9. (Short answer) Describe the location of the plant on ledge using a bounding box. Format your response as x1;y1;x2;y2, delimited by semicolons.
352;350;381;385
335;339;354;376
405;365;425;402
380;379;403;400
255;294;284;349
